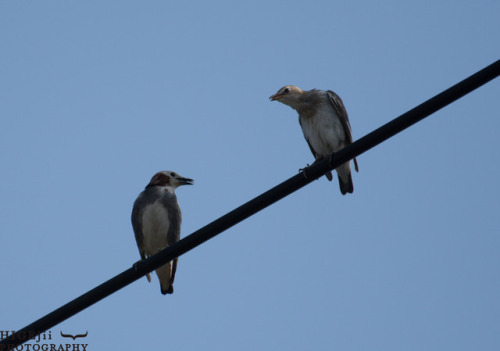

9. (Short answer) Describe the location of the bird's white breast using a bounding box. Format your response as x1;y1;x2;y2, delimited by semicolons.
141;201;170;256
301;104;346;159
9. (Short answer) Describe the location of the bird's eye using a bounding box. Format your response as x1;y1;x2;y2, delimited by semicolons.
284;88;289;93
170;172;175;177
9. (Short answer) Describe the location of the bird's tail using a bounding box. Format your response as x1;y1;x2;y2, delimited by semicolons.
338;172;354;195
157;261;174;295
337;163;354;195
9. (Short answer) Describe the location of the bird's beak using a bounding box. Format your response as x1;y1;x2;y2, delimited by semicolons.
177;177;194;185
269;93;281;101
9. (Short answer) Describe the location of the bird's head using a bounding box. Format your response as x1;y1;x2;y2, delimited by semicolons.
269;85;304;109
146;171;194;190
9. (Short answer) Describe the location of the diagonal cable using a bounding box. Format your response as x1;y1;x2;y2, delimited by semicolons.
1;59;499;351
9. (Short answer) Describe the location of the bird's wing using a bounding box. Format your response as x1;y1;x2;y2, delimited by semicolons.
162;192;182;245
326;90;353;143
131;195;146;259
327;90;359;172
299;117;318;159
171;257;178;284
131;193;153;282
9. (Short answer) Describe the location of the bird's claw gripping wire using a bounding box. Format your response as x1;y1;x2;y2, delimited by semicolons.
298;164;312;179
328;152;336;168
132;260;141;272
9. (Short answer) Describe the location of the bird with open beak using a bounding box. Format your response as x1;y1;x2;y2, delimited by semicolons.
132;170;193;294
270;85;359;195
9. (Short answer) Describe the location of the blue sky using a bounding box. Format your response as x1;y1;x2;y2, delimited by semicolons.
1;1;499;350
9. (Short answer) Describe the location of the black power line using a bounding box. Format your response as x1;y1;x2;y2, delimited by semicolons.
2;59;499;350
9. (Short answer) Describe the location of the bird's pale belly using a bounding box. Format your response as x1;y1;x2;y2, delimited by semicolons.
141;202;170;256
302;116;345;159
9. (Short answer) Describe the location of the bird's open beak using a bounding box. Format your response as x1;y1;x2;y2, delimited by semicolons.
269;93;281;101
177;177;194;185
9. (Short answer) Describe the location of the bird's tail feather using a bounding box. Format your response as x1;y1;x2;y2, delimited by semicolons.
338;172;354;195
326;171;333;181
158;261;174;295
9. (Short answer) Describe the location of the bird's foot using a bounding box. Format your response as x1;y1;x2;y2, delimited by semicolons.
132;260;142;272
298;163;312;179
328;152;336;167
298;163;311;172
133;260;152;282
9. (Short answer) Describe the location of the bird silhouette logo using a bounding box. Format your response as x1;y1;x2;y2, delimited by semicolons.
60;331;88;340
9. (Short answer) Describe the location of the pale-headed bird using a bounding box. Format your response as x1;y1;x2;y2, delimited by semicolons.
132;171;193;294
270;85;359;195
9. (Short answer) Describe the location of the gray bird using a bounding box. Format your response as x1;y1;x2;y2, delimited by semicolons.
270;85;359;195
132;170;193;294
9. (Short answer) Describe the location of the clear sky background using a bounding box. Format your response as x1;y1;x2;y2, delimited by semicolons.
1;1;499;350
